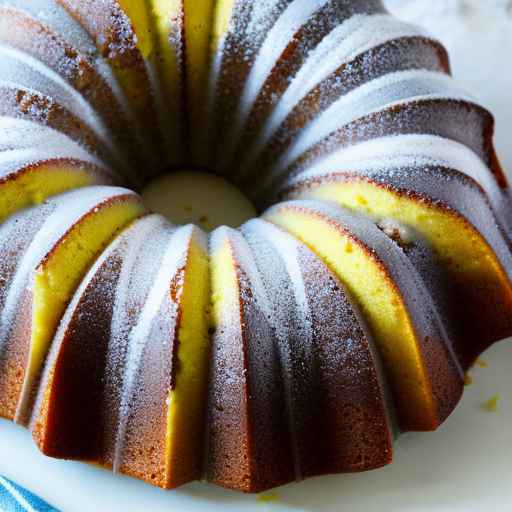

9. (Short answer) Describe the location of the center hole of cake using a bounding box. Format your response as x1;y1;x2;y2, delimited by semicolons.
141;171;257;232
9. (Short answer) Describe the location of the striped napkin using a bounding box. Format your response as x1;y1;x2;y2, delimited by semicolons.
0;476;59;512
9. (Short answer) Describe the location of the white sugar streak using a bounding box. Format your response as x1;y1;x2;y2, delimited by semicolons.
221;0;331;164
288;134;512;230
242;218;313;479
0;45;120;161
239;13;428;175
0;186;132;350
275;69;474;172
0;0;160;168
112;224;191;473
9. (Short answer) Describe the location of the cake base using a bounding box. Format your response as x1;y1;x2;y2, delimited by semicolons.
1;339;510;511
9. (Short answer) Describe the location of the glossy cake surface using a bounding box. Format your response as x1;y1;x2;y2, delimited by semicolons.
0;0;510;494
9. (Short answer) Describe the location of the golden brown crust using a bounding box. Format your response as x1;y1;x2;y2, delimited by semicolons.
56;0;164;166
283;175;512;369
206;238;295;492
38;194;139;268
294;98;503;183
0;0;509;495
269;202;464;430
33;251;122;462
235;36;450;184
253;98;504;200
0;6;146;178
0;158;111;188
0;292;32;420
0;86;114;166
292;248;393;475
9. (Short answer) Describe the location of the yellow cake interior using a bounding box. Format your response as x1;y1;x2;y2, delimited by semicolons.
0;164;102;223
211;0;237;54
26;197;144;400
266;206;436;429
165;230;211;487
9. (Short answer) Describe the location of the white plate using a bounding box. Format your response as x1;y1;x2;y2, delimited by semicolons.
1;340;510;512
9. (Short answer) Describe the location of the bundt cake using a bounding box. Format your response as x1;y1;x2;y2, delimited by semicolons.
0;0;510;494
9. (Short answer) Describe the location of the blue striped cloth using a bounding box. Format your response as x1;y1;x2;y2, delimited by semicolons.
0;476;59;512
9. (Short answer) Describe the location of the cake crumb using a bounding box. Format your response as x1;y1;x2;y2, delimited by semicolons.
377;218;413;249
257;493;280;504
475;358;488;368
482;394;500;412
463;373;473;386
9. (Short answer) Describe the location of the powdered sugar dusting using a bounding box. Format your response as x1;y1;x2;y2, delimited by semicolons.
385;0;512;177
242;217;396;474
0;118;101;169
0;148;100;181
2;0;98;56
0;186;135;351
0;44;120;162
239;13;428;175
29;214;159;428
266;199;464;412
241;218;312;478
112;223;192;473
3;0;140;135
273;70;474;173
221;0;330;164
286;134;512;227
